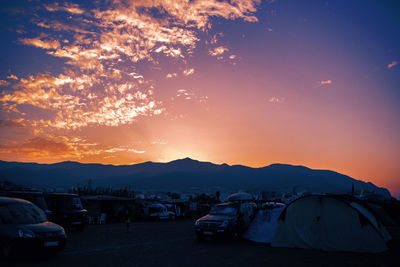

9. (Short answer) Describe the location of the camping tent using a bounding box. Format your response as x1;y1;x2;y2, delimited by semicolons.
271;195;391;253
244;202;285;243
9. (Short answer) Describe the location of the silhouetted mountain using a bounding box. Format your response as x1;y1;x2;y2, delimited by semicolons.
0;158;391;198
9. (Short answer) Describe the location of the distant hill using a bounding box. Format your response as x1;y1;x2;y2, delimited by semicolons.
0;158;391;198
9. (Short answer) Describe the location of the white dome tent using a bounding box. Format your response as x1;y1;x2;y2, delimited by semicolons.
271;195;391;253
227;192;253;202
244;202;286;243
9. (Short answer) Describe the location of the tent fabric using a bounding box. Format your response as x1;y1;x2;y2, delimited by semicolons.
244;205;285;243
349;201;392;242
271;195;390;253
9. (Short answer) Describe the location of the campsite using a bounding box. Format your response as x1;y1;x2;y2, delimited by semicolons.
2;219;399;267
1;1;400;265
1;188;399;266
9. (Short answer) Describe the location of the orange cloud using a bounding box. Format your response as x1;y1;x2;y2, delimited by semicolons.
183;68;195;76
268;97;284;103
0;80;9;86
209;46;229;56
0;119;26;127
319;79;332;85
0;0;260;166
0;137;75;158
45;3;85;14
7;75;18;80
166;73;178;78
387;61;398;69
20;38;60;50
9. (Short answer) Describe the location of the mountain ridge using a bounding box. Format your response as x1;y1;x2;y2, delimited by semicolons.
0;158;391;198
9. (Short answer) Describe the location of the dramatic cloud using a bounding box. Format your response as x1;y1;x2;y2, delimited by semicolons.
152;140;168;145
183;68;195;76
0;119;26;128
319;79;332;85
45;2;85;14
387;61;398;69
0;134;147;162
0;80;9;86
0;0;260;164
104;146;145;154
166;73;178;79
268;97;284;103
0;137;76;159
176;88;208;102
6;75;18;80
20;38;60;50
209;46;229;56
1;0;260;132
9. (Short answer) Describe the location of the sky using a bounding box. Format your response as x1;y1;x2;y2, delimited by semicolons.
0;0;399;196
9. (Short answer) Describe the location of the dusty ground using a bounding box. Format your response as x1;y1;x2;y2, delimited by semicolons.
3;220;399;267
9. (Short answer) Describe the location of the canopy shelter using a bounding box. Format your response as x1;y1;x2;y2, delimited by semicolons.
271;195;391;253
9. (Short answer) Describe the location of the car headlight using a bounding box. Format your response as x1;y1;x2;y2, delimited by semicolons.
194;220;200;226
220;220;229;227
18;229;36;238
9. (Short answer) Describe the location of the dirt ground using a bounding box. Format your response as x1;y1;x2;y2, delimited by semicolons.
3;220;399;267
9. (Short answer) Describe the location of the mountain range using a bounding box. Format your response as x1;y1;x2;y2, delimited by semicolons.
0;158;391;198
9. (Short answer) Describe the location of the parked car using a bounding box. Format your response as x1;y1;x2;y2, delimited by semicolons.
0;191;52;217
194;202;257;241
148;203;175;220
45;193;87;230
0;197;67;258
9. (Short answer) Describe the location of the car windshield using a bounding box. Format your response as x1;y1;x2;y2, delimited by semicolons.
0;202;47;224
19;195;48;211
210;205;238;216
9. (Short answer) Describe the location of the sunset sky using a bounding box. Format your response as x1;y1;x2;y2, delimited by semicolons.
0;1;399;196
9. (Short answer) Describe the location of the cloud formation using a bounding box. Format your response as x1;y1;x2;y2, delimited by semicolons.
0;0;260;163
166;73;178;79
209;46;230;56
20;38;60;50
319;79;332;85
269;97;284;103
6;75;18;80
387;61;398;69
183;68;195;76
1;0;260;131
0;80;9;86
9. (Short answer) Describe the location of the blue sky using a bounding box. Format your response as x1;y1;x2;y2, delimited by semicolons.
0;0;399;196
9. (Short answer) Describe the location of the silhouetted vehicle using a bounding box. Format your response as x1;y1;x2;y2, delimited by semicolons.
194;202;257;241
0;197;66;258
0;191;52;217
45;193;87;230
